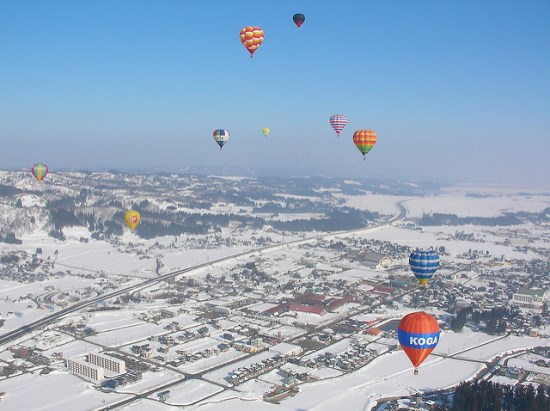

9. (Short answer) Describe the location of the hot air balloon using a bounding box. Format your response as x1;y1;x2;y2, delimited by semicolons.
240;26;264;58
352;129;377;159
293;13;305;28
213;129;230;149
329;114;347;137
31;163;48;182
262;128;270;138
398;311;440;375
125;210;140;231
409;249;440;286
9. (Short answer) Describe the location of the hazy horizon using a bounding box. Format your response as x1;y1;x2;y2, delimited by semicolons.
1;1;549;186
5;165;550;191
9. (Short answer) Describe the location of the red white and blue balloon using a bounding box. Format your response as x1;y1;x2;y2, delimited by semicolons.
329;114;348;137
213;129;230;150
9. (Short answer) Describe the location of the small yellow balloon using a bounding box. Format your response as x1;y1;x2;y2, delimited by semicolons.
125;210;140;230
262;128;270;137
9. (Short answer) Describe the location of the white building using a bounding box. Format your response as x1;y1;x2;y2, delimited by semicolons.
66;358;104;383
512;288;548;310
269;342;303;357
88;352;126;374
251;337;263;348
349;250;393;270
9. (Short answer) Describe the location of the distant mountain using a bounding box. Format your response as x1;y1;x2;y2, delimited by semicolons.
1;170;439;242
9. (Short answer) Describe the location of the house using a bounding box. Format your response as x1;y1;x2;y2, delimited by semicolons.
348;249;393;270
269;342;303;357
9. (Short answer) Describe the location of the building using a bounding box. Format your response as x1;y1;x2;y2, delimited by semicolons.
371;285;396;298
88;352;126;374
289;302;325;315
160;308;176;318
326;296;353;311
362;251;393;270
512;288;548;310
348;250;393;270
269;342;303;357
66;358;104;383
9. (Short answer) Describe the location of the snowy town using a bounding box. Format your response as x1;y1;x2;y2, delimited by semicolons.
0;171;549;411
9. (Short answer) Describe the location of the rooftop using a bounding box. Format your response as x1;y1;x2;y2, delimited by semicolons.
516;288;546;297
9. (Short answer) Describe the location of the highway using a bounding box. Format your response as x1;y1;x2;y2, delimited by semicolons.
0;201;407;347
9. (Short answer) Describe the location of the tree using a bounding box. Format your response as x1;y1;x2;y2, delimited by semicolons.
451;315;466;332
446;380;549;411
486;317;498;334
535;385;549;411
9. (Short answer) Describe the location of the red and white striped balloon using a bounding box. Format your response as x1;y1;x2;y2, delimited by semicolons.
329;114;348;137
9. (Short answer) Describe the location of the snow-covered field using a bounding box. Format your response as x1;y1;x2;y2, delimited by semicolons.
40;339;102;360
85;311;145;333
405;193;550;218
360;224;543;260
118;370;182;395
0;372;132;411
86;323;168;347
155;379;223;406
456;335;549;362
337;185;550;218
507;353;550;375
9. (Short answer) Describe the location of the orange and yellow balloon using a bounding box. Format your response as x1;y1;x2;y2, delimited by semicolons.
240;26;264;58
124;210;141;231
262;128;270;138
353;130;377;160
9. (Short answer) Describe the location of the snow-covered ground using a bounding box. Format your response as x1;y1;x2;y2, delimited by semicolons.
117;370;182;395
0;178;549;410
455;334;549;362
507;353;550;375
153;379;224;406
0;372;132;411
86;323;168;347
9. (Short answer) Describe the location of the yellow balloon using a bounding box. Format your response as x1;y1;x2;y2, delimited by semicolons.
262;128;270;137
125;210;140;230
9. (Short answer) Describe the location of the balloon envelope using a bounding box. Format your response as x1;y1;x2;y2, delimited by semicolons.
329;115;347;137
31;163;48;182
240;26;264;57
262;128;270;137
293;13;305;28
125;210;141;230
213;129;230;149
409;249;440;285
352;129;377;158
398;312;440;370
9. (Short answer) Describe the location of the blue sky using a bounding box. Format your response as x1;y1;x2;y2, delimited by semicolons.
1;0;549;184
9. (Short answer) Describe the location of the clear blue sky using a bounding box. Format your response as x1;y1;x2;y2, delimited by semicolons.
1;0;549;184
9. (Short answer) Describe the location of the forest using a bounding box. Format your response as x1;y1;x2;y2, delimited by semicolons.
419;208;550;227
433;380;550;411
